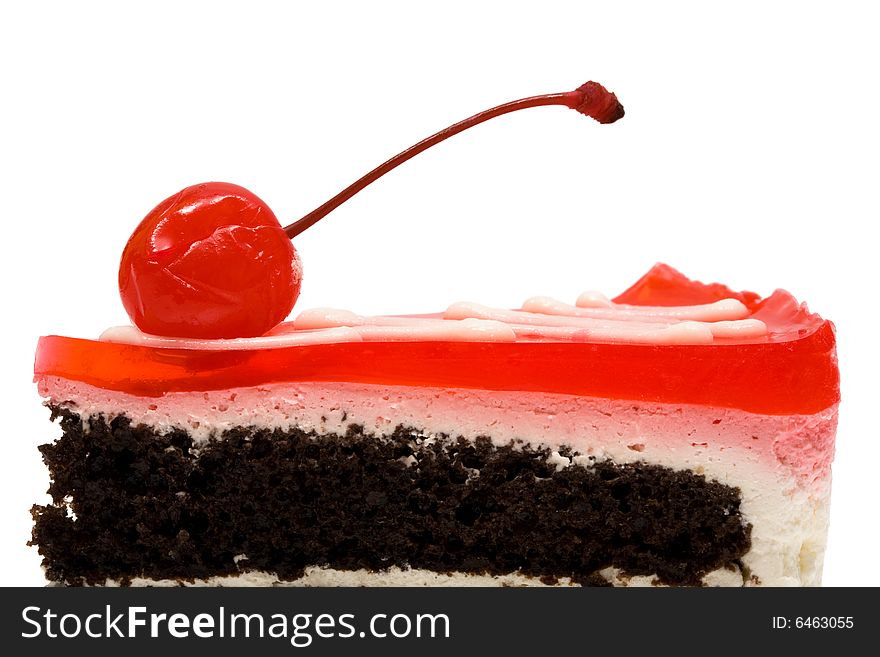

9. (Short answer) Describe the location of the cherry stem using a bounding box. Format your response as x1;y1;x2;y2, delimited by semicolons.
284;82;623;239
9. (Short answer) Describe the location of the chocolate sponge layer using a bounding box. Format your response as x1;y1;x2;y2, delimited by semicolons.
32;407;751;586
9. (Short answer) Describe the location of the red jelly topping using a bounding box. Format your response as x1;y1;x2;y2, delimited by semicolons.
35;266;839;416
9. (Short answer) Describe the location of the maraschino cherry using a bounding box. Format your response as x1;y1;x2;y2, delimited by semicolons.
119;81;623;339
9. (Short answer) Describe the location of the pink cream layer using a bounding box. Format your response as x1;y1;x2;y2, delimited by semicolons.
39;376;836;488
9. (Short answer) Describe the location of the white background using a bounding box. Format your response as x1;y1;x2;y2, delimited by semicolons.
1;1;877;586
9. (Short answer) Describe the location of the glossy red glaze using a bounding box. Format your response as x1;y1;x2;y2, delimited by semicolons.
36;266;839;415
119;182;301;339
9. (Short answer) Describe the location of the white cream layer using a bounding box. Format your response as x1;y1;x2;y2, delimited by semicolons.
102;565;744;587
39;376;836;587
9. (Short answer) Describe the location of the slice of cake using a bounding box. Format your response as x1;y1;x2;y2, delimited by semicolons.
31;264;839;587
